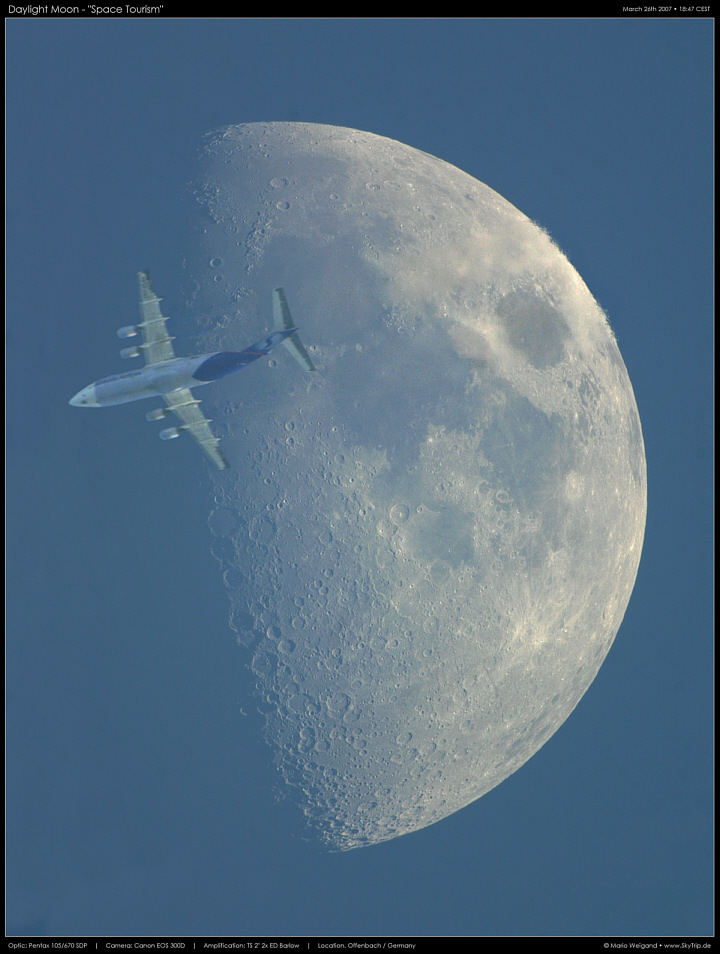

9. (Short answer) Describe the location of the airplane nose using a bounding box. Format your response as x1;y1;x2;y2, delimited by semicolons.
69;386;94;407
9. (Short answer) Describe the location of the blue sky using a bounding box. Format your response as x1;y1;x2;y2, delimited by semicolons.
6;17;713;937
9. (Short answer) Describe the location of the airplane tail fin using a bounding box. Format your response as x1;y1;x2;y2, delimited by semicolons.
272;287;317;372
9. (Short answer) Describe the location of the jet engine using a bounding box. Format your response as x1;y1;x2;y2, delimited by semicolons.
146;408;168;422
117;325;139;339
120;346;142;359
159;427;181;441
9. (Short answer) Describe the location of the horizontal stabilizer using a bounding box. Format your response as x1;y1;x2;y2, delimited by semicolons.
282;331;316;372
272;287;295;332
272;287;317;372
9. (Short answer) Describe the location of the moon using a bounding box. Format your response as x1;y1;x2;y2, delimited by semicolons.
186;122;646;850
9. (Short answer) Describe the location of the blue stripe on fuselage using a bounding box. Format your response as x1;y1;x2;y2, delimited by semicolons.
193;331;293;382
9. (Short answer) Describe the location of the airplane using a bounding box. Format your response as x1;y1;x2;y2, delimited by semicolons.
69;271;316;470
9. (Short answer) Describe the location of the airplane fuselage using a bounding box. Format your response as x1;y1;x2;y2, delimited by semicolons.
70;330;295;408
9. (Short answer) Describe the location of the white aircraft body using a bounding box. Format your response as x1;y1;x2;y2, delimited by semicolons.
69;272;315;469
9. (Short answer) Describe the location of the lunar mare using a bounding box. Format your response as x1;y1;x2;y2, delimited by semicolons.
188;123;646;849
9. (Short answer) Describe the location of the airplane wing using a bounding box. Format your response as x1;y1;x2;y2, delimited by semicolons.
138;271;176;366
163;388;230;470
